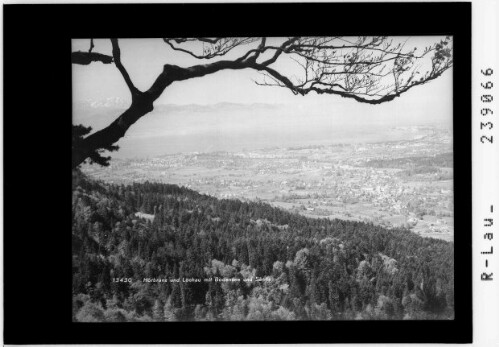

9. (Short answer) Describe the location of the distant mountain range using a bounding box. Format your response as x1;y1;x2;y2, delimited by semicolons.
74;98;283;114
73;97;451;159
74;97;130;109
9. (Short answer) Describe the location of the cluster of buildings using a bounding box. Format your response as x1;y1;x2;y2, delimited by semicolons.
82;126;454;239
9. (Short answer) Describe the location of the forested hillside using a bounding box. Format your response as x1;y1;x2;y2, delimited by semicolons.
72;171;454;322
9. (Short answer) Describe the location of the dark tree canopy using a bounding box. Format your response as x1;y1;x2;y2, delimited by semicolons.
72;173;455;321
72;37;453;168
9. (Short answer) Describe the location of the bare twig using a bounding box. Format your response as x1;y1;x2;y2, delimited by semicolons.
73;36;453;168
110;38;141;99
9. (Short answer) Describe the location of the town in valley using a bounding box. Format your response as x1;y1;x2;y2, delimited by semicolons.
82;125;453;242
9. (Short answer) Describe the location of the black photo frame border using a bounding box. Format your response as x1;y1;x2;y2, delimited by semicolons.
3;2;472;344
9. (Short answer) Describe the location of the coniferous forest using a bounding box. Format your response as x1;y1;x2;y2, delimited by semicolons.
72;171;454;322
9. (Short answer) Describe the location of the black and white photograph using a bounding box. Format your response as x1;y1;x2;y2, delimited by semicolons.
3;2;480;345
72;36;455;322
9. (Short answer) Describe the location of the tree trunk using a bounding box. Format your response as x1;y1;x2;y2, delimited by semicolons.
72;98;154;168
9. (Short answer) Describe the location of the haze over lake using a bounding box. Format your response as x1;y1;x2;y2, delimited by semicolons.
74;100;452;158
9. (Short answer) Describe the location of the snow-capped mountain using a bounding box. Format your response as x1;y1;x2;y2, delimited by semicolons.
75;97;130;110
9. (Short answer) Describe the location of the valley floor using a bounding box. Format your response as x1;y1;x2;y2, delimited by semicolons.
82;125;454;242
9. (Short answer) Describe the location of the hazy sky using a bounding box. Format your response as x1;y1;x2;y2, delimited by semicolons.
73;37;452;117
73;38;453;157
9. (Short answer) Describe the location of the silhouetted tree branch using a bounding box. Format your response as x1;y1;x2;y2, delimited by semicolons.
72;36;453;169
71;51;113;65
110;38;141;99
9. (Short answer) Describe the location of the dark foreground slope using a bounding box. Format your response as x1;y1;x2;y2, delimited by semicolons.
72;171;454;321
